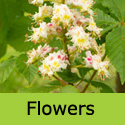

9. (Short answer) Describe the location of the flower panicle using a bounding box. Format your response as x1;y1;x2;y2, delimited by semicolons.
26;0;111;81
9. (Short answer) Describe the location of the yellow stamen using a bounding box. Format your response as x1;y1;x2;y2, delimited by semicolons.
77;38;85;43
54;61;57;66
44;64;49;70
63;15;70;20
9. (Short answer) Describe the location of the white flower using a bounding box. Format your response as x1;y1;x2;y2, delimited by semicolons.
92;54;102;69
29;0;43;5
33;5;53;23
37;44;52;57
26;49;38;64
71;9;89;26
66;26;91;50
47;23;62;35
97;61;110;80
52;4;73;25
27;22;63;43
83;51;93;67
87;16;103;35
26;44;52;65
39;50;69;76
84;51;110;80
66;26;84;37
33;13;41;22
83;51;102;69
38;22;49;38
66;0;94;12
89;38;100;53
27;22;49;43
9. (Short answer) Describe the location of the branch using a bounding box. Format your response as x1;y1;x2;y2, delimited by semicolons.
80;70;97;93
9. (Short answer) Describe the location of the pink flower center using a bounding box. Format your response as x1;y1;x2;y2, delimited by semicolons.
58;55;61;59
48;23;53;27
87;56;92;61
43;48;47;51
62;57;64;61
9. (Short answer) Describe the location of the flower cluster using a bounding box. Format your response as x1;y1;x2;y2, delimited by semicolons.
39;50;69;76
84;51;110;80
27;22;62;43
71;9;89;26
26;0;110;80
87;16;103;35
66;0;94;14
66;26;91;50
52;4;73;25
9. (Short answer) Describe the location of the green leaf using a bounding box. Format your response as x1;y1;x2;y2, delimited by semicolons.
91;81;114;93
16;54;37;83
18;86;58;93
106;26;125;84
0;0;12;57
95;9;118;26
60;85;80;93
0;69;25;93
48;81;62;86
94;9;119;36
7;17;35;52
57;70;81;84
102;0;125;21
0;57;16;84
43;1;54;6
18;0;37;13
0;42;7;58
44;17;51;23
0;0;37;57
0;0;22;25
100;25;117;36
78;68;91;78
94;0;109;13
49;37;63;49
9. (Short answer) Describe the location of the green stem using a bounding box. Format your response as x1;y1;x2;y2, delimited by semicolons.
61;0;68;58
69;49;78;55
62;23;71;71
62;29;68;52
45;0;62;4
71;65;86;68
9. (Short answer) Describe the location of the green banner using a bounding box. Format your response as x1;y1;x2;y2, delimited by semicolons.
0;94;124;125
